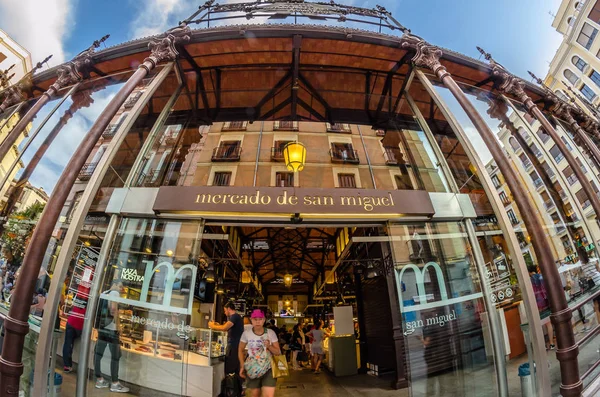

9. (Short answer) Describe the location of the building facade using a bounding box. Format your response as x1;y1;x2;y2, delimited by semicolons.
0;2;600;397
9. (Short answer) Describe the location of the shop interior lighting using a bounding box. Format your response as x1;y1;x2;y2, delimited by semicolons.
283;141;306;172
166;249;174;257
215;278;225;294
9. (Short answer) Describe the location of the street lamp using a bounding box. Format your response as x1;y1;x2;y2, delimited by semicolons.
283;141;306;172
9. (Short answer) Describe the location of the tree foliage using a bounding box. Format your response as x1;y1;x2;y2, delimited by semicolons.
0;201;45;266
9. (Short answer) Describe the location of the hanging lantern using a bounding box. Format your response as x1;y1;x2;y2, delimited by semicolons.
204;262;215;283
283;141;306;172
283;273;293;287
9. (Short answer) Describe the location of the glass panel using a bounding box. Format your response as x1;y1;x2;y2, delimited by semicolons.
389;221;498;396
87;218;207;396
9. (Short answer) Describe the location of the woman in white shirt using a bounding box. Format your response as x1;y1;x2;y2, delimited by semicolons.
239;310;281;397
306;321;329;374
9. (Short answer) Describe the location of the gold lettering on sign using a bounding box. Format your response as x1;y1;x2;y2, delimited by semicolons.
194;191;397;212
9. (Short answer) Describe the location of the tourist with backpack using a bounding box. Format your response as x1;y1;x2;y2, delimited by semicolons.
94;279;129;393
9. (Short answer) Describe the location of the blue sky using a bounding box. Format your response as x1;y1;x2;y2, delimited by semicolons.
1;0;564;81
0;0;565;192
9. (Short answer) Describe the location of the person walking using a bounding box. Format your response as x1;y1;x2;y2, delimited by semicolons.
209;301;244;394
94;279;129;393
290;324;303;370
307;321;329;374
239;309;281;397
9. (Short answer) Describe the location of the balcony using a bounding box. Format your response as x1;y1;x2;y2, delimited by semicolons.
273;121;298;131
582;200;592;210
375;129;386;137
78;163;97;181
532;178;544;189
383;147;399;165
271;146;285;161
136;169;162;187
559;190;568;200
554;154;565;164
123;92;142;109
326;123;352;133
519;241;529;249
555;224;567;234
102;124;118;139
566;175;578;185
510;218;520;226
544;200;556;211
211;145;241;161
501;196;512;206
330;148;359;164
522;160;533;170
221;121;247;132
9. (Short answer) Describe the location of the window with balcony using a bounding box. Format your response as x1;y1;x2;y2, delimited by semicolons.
273;121;298;131
499;191;511;205
530;143;542;158
330;143;359;163
507;209;519;226
212;141;241;161
271;140;292;161
537;127;551;143
491;175;501;189
520;153;532;169
576;157;588;173
573;55;587;72
564;69;579;85
326;123;351;133
580;84;596;101
560;136;573;151
221;121;247;131
384;146;405;165
509;137;520;151
375;129;386;136
590;70;600;88
542;163;555;179
77;163;97;181
275;172;294;187
577;23;598;49
550;145;565;163
530;171;543;188
564;166;578;185
103;112;129;139
213;172;232;186
338;173;356;188
575;188;591;209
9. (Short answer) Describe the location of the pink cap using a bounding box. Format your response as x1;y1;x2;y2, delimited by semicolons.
250;309;265;318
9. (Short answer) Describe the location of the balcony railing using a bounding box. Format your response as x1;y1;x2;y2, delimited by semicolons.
510;218;520;226
556;224;567;234
326;123;352;133
273;121;298;131
383;147;399;165
330;149;359;164
271;147;285;161
554;154;565;164
582;200;592;210
501;196;512;206
544;200;556;211
375;129;386;137
78;163;97;181
136;169;162;187
532;178;543;189
221;121;247;131
567;175;578;185
212;146;241;161
559;191;568;200
522;160;533;170
102;124;118;139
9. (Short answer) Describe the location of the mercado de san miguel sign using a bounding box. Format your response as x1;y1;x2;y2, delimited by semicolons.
153;187;435;217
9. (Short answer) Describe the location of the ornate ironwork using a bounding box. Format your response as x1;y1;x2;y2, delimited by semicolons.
0;55;52;112
0;64;15;90
142;25;192;70
182;0;409;34
48;35;110;97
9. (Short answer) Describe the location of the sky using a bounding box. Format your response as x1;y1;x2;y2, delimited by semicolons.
0;0;565;192
0;0;564;81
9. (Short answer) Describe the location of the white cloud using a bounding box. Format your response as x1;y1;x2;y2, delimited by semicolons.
129;0;196;39
0;0;74;66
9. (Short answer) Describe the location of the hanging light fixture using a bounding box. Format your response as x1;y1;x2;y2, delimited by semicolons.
204;262;215;283
215;278;225;294
282;141;306;172
283;273;293;287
